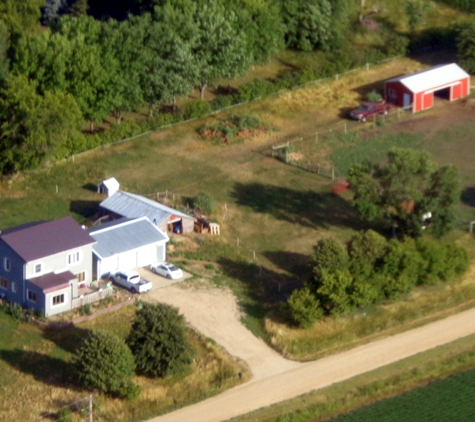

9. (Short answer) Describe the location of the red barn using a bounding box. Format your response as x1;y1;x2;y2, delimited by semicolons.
385;63;470;113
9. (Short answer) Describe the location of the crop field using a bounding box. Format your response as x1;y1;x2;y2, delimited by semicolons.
328;366;475;422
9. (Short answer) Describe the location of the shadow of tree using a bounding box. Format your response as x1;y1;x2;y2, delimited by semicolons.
231;182;370;231
0;349;79;389
262;250;312;281
69;200;101;221
43;324;90;355
461;187;475;207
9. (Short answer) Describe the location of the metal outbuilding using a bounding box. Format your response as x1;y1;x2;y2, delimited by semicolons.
385;63;470;113
88;217;169;279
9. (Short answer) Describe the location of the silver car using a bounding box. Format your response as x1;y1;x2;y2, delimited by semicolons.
150;262;183;279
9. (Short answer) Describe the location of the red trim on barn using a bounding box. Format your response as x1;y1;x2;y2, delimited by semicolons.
385;63;470;113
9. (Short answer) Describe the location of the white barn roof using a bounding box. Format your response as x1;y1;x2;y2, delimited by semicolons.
386;63;469;93
100;191;194;225
88;217;168;259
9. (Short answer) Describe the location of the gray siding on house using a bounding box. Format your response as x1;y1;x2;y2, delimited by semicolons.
24;281;46;315
44;286;71;317
0;240;26;305
25;244;94;285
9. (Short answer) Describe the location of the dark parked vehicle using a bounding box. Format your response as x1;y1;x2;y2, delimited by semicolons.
349;100;393;122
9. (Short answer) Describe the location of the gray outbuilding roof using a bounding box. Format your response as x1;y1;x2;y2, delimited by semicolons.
100;191;194;225
0;217;95;262
88;217;169;259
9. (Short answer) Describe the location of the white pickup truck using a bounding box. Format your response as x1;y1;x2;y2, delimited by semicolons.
109;271;152;294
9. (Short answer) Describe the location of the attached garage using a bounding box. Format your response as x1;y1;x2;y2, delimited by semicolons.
88;217;168;280
385;63;470;113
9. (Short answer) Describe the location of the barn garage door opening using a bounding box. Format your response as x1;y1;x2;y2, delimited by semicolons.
434;87;451;100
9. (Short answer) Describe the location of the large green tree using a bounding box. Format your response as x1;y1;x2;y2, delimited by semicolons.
153;0;252;99
127;302;193;377
0;0;44;40
457;22;475;74
0;74;84;173
74;330;140;399
347;149;461;237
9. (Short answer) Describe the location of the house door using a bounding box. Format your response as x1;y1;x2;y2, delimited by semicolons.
403;93;411;108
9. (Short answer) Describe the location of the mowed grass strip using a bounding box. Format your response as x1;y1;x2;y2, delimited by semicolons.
228;333;475;422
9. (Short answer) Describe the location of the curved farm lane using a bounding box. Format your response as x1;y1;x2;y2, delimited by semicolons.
146;286;475;422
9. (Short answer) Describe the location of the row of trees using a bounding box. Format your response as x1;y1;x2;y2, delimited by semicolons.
288;231;469;328
75;302;192;398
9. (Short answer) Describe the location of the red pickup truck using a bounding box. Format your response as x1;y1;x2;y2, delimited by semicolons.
349;100;393;122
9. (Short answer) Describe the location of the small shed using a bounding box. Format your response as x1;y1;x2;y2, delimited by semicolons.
88;217;169;279
97;177;120;197
99;191;195;234
385;63;470;113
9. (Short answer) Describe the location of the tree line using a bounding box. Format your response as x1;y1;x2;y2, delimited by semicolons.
288;231;468;328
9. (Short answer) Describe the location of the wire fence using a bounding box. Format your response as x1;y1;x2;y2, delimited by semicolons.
62;46;440;163
262;103;414;179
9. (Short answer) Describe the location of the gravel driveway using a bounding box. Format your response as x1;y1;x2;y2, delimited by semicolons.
145;284;475;422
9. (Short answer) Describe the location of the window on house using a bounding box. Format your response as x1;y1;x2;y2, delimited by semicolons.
77;272;85;282
27;290;37;302
4;258;11;272
52;294;65;306
67;251;80;265
35;263;42;273
11;282;17;293
0;278;8;290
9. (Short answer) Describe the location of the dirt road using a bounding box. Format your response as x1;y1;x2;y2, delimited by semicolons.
146;286;475;422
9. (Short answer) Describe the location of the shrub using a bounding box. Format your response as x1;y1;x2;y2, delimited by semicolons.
80;304;92;316
312;238;349;284
127;303;193;377
183;100;212;120
237;79;276;102
211;95;233;111
193;192;216;214
56;407;73;422
367;90;382;102
9;303;23;320
287;287;324;328
74;330;140;399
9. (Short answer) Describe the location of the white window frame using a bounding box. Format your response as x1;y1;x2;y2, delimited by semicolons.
4;257;11;272
67;251;81;266
27;289;37;303
34;262;42;274
11;281;17;293
51;293;66;307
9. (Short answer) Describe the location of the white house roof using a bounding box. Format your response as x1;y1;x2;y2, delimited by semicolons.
88;217;168;259
386;63;469;93
99;177;120;191
100;191;194;225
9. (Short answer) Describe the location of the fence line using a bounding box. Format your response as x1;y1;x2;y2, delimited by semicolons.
59;46;442;163
71;288;112;310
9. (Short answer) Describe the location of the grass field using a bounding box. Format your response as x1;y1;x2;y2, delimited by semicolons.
0;306;248;422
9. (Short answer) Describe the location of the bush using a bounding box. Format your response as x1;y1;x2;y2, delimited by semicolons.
74;330;140;399
183;100;212;120
193;192;216;214
56;408;73;422
288;287;324;328
367;90;382;102
211;95;233;111
237;79;277;102
80;304;92;316
127;303;193;377
312;238;349;284
9;302;23;320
